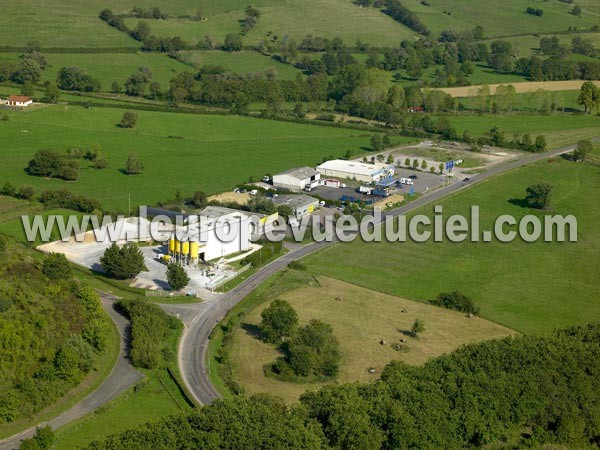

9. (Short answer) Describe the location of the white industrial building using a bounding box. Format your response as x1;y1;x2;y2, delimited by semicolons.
317;160;394;183
184;209;253;261
199;205;278;240
272;194;319;219
272;166;320;192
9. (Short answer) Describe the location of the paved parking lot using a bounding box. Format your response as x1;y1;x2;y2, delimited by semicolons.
308;170;449;204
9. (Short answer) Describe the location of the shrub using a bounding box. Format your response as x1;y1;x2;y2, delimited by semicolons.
100;243;147;279
42;253;72;280
430;291;479;314
124;154;143;174
271;319;340;380
526;183;553;210
166;263;190;291
120;111;138;128
260;299;298;343
27;149;79;180
39;189;101;213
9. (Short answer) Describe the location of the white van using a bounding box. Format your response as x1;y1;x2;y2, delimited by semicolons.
400;178;414;185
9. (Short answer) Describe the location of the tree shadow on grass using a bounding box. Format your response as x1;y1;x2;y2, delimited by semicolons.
241;322;263;341
508;198;529;208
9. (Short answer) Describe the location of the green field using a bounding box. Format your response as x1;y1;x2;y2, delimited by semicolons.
229;276;514;403
457;89;584;113
0;0;419;49
404;63;528;86
402;0;600;37
0;106;380;211
481;32;600;59
124;0;416;47
178;51;302;79
446;113;600;147
0;52;189;89
303;158;600;334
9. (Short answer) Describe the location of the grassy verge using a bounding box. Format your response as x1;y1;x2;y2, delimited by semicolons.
52;314;192;449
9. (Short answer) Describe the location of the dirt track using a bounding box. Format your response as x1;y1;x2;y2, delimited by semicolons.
433;80;600;97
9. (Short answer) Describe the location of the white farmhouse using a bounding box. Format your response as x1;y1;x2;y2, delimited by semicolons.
6;96;33;107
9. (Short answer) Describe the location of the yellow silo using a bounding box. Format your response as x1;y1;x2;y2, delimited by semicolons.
190;241;199;259
175;239;181;254
168;236;175;253
181;241;190;255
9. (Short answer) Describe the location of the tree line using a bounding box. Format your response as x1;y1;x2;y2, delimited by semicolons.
85;323;600;449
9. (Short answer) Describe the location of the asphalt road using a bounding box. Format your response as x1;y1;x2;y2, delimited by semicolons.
0;293;143;450
0;142;582;447
161;143;580;406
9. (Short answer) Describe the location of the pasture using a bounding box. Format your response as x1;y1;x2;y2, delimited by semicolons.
446;113;600;147
402;0;600;37
304;158;600;334
124;0;416;47
178;51;302;79
0;52;189;89
0;106;379;211
229;276;515;403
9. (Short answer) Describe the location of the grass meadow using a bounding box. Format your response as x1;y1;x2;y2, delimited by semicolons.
402;0;600;37
0;105;380;211
446;113;600;147
178;51;302;79
0;52;189;89
124;0;416;47
303;158;600;335
229;276;515;403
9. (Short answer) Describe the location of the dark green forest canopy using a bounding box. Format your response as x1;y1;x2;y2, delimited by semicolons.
88;324;600;449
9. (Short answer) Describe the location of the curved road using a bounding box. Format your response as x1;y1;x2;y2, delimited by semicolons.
0;142;585;447
0;293;143;450
161;143;581;405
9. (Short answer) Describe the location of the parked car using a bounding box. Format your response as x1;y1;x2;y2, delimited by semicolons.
249;189;258;195
262;175;270;182
409;174;418;179
463;177;471;182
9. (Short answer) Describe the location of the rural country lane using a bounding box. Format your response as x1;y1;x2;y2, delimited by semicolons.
0;293;143;450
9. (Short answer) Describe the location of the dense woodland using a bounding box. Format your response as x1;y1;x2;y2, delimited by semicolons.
0;238;110;424
86;323;600;449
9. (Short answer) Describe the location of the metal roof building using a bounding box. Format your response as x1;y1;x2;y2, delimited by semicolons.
317;160;394;183
272;166;320;192
272;194;319;219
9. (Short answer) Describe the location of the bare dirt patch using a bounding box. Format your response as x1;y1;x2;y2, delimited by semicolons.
208;191;250;205
434;80;600;98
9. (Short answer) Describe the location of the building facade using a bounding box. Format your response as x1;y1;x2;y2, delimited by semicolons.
273;194;319;219
272;166;320;192
317;160;394;183
6;96;33;107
